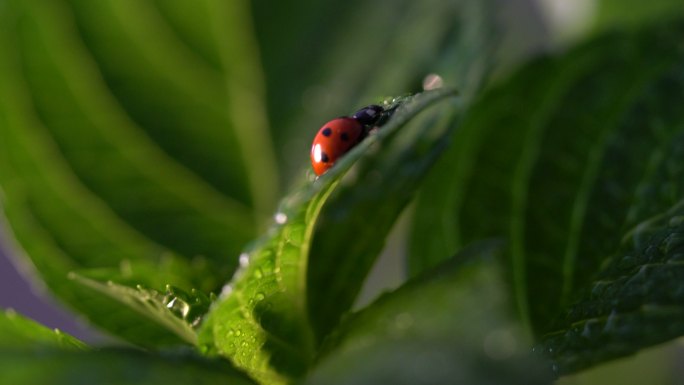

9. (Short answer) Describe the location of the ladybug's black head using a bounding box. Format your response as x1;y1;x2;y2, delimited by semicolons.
352;105;384;126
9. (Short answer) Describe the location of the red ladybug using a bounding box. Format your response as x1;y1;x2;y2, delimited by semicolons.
310;105;385;176
310;117;365;176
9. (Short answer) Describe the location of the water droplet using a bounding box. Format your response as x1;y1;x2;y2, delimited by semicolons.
235;329;242;337
220;284;233;298
191;316;203;327
239;253;250;268
275;212;288;224
422;73;444;90
253;269;263;279
166;296;191;318
255;293;265;301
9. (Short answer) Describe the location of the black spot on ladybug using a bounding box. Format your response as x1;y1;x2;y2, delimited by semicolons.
340;132;350;141
322;127;332;137
321;152;330;162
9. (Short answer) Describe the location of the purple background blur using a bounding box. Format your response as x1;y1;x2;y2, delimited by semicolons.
0;241;99;342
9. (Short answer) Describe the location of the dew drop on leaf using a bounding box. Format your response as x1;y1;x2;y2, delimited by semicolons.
274;212;288;224
239;253;250;268
422;73;444;90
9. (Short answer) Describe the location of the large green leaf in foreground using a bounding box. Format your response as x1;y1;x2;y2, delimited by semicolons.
0;350;256;385
198;90;458;384
0;310;255;385
305;242;552;385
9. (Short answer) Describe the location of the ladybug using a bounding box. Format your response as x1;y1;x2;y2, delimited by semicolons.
310;105;385;176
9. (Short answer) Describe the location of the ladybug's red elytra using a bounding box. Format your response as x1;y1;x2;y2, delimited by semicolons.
310;105;385;176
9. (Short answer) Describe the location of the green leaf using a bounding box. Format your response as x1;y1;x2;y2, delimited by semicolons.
70;273;212;346
0;309;86;350
0;0;272;346
541;200;684;374
308;96;459;341
6;0;260;275
305;242;553;385
410;20;684;338
305;0;553;343
0;348;256;385
594;0;684;33
64;0;279;216
198;90;458;385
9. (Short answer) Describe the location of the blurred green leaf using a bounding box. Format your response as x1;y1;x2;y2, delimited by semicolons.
65;0;278;216
198;90;457;385
305;242;553;385
0;309;86;350
594;0;684;32
0;0;273;346
0;348;257;385
410;20;684;338
541;200;684;374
